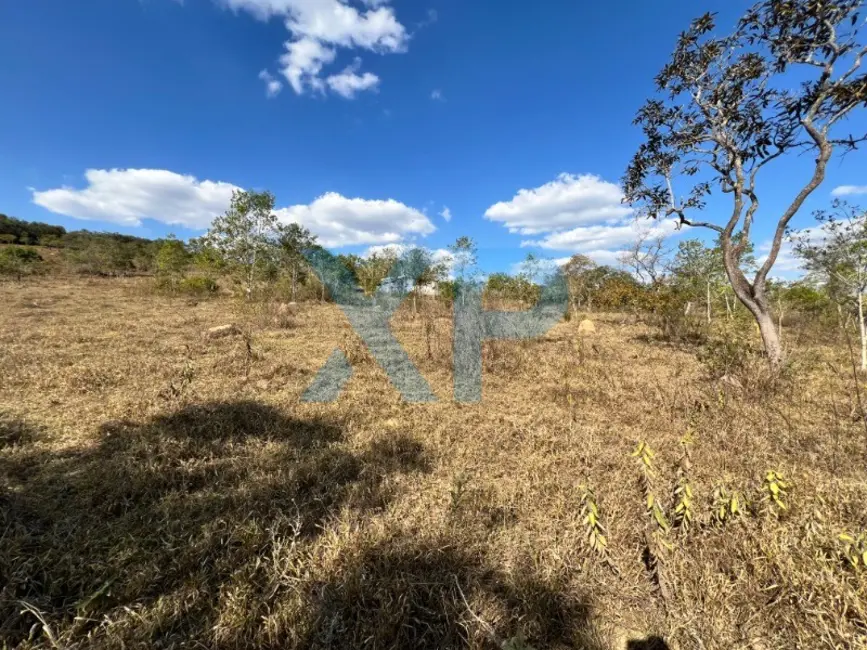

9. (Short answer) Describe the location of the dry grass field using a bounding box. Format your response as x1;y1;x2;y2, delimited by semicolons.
1;277;866;649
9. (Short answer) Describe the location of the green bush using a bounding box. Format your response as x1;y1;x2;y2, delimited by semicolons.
0;246;43;280
178;276;218;296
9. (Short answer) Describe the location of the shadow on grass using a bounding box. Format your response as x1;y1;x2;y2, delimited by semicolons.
0;402;430;647
299;540;604;650
628;636;670;650
0;403;609;649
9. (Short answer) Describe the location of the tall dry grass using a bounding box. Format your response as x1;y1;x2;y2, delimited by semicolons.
0;277;865;649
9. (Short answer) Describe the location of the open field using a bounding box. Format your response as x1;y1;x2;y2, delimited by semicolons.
1;277;866;649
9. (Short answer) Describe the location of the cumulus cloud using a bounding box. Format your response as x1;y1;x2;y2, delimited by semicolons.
32;169;240;229
431;89;444;101
831;184;867;196
222;0;407;98
756;241;803;277
484;173;632;235
521;219;679;253
439;206;451;222
32;168;435;248
326;57;379;98
275;192;435;247
756;221;836;278
363;243;450;261
485;172;681;268
554;250;636;267
258;69;283;97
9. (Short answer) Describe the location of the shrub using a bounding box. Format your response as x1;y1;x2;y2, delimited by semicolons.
155;238;190;279
697;325;754;379
179;276;218;296
0;246;43;280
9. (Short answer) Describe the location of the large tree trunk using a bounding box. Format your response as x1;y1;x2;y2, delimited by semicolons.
722;249;784;368
756;307;783;368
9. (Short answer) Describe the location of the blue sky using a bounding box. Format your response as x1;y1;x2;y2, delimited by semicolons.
1;0;865;275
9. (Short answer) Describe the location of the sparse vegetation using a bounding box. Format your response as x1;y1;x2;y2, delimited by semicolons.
1;272;865;649
3;2;867;647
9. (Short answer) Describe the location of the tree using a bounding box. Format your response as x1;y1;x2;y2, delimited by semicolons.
356;250;398;296
403;247;448;314
154;236;190;288
278;222;317;301
588;266;644;311
485;272;513;295
561;254;597;315
515;253;544;305
448;236;478;284
197;190;281;299
793;200;867;370
618;231;670;286
336;253;363;284
670;239;725;322
623;1;867;367
0;214;65;245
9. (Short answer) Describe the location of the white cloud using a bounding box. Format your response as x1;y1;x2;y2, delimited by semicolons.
757;241;803;278
439;206;451;222
276;192;435;247
258;69;283;97
32;168;435;249
521;219;679;253
756;222;834;278
486;172;682;269
32;169;239;229
326;57;379;98
363;243;407;258
363;243;450;261
431;89;444;101
222;0;407;98
831;185;867;197
559;249;635;267
484;173;632;235
279;37;335;93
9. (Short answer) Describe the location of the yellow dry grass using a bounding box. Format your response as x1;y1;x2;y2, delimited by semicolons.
1;277;865;649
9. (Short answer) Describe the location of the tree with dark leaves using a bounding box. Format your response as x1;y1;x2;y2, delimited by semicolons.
623;0;867;366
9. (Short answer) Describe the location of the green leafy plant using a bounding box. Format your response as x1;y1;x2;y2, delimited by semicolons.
838;532;867;572
579;484;608;556
632;442;670;535
762;470;790;515
631;441;657;477
672;432;695;533
711;486;747;526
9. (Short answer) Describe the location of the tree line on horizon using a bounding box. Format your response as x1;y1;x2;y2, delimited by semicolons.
3;0;867;370
2;187;865;371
